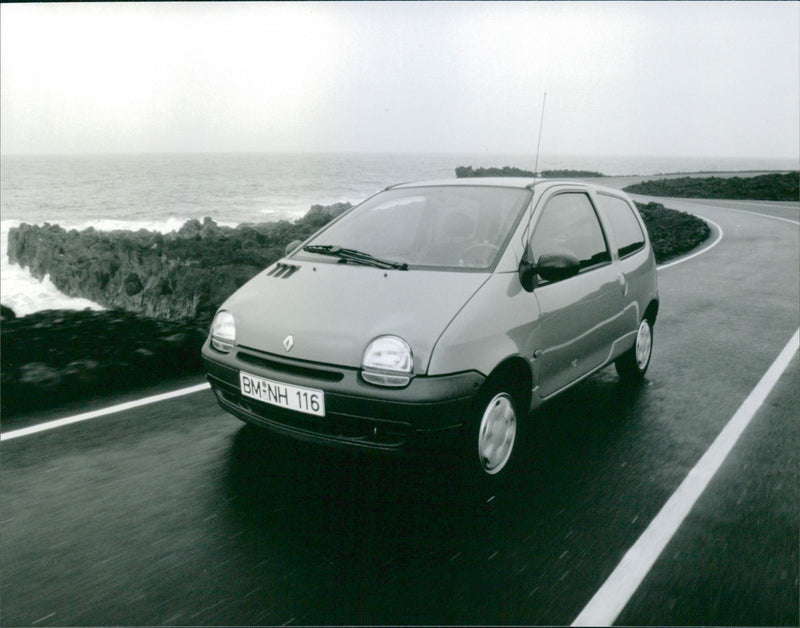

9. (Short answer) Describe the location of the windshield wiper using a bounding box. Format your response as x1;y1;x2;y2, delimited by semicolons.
303;245;408;270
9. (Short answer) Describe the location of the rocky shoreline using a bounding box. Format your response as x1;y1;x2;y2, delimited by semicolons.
7;202;352;321
1;309;207;416
2;198;707;417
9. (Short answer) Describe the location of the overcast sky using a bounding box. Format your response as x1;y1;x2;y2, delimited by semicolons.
1;1;798;159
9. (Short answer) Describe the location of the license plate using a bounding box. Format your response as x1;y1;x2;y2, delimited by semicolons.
239;371;325;417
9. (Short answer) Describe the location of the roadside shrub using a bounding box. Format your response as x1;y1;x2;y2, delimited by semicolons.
624;173;798;201
636;201;710;263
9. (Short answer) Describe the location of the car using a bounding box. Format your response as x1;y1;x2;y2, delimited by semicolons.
201;178;659;482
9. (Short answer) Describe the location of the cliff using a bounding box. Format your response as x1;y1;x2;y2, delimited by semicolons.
7;203;351;322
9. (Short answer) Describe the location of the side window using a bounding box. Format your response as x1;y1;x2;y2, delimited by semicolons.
596;194;646;258
531;192;610;271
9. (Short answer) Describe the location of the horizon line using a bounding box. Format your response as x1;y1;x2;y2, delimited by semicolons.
2;150;798;162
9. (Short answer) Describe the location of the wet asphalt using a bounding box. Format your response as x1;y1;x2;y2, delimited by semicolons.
1;198;798;626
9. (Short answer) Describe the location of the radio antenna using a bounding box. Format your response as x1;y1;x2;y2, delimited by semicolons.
534;92;547;177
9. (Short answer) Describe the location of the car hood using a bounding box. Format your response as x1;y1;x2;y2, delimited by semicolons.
222;260;489;373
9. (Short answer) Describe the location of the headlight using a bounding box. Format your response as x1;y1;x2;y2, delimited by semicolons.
361;335;413;387
210;310;236;352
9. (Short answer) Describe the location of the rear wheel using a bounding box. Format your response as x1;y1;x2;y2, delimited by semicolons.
615;317;653;384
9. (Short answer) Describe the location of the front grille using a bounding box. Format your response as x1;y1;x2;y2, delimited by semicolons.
209;376;412;450
236;349;345;383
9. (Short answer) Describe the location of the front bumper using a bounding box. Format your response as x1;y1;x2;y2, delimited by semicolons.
201;338;485;453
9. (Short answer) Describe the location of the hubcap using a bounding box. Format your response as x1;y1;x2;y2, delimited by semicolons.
636;320;652;370
477;393;517;475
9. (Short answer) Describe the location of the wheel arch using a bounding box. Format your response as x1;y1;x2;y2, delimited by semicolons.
482;355;533;416
644;298;659;324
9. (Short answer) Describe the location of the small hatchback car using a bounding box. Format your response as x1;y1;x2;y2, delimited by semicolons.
202;178;658;481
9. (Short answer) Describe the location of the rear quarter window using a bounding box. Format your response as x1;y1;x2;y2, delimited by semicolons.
596;193;646;258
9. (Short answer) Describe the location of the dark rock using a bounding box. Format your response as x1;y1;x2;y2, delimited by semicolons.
0;308;210;416
1;200;352;416
455;165;605;178
18;362;62;387
455;165;536;178
1;304;16;320
6;203;352;321
124;273;144;296
63;359;101;387
540;169;604;178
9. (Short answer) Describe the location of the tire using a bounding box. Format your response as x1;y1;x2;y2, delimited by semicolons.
615;317;653;384
463;380;525;486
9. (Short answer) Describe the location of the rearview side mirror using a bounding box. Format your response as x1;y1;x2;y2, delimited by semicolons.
537;251;581;282
519;248;581;291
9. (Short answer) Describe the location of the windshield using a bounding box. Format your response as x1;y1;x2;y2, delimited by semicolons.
296;185;532;270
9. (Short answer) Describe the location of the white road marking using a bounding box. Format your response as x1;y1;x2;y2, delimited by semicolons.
657;215;724;270
0;206;768;443
683;197;800;211
2;196;796;624
572;328;800;627
657;200;799;272
31;612;56;625
720;207;800;226
0;382;211;442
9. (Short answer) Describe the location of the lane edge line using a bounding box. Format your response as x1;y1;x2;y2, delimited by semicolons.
571;328;800;627
657;214;724;270
1;382;211;442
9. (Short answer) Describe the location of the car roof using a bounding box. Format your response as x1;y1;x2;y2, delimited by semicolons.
386;177;626;196
387;177;537;190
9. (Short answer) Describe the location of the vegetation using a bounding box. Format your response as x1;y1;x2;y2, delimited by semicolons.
636;201;710;263
455;165;535;178
540;169;604;178
1;309;207;416
624;172;798;201
455;166;605;178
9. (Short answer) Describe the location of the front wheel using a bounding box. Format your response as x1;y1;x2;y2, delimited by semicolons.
615;317;653;384
477;391;517;475
463;382;526;488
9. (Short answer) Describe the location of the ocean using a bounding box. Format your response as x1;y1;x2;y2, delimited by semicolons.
2;152;796;316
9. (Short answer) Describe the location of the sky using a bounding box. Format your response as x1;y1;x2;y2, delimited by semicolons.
1;1;798;159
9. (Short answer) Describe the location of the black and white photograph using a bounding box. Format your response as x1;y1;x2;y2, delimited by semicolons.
1;2;798;626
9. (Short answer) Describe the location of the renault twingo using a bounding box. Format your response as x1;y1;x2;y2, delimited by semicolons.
202;178;658;482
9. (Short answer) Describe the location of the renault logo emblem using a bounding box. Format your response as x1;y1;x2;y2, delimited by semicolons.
283;335;294;352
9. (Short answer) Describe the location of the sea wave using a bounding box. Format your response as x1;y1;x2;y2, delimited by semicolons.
1;220;101;315
0;217;243;316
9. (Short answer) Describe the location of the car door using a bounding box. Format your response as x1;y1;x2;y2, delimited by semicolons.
530;189;625;398
592;191;652;335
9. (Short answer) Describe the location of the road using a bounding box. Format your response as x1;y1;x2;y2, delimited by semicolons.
1;197;798;626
